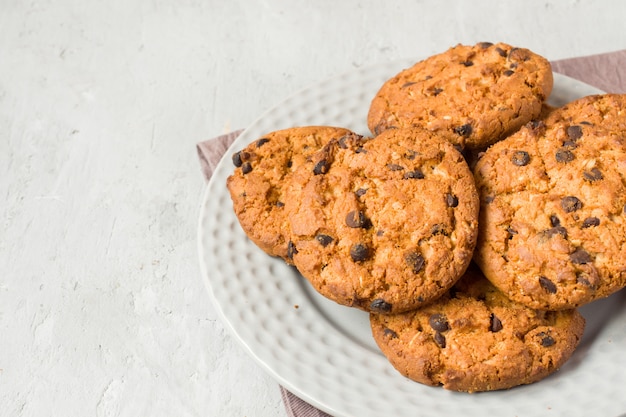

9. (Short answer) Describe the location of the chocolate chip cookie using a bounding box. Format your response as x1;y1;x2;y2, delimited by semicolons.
474;94;626;310
226;126;360;260
285;127;479;313
370;264;585;392
367;42;553;150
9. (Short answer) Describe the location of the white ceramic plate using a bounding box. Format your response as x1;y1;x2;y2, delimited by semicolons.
198;60;626;417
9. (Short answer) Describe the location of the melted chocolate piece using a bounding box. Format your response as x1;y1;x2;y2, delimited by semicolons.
539;276;557;294
429;314;450;332
511;150;530;166
561;196;582;212
350;243;371;262
370;298;392;313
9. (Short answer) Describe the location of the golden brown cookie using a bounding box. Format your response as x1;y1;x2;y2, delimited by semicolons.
370;264;585;392
473;94;626;310
367;42;553;150
285;127;479;313
226;126;361;260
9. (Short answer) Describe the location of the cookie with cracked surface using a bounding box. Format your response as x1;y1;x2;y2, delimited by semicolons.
367;42;553;150
473;94;626;310
285;127;479;314
370;264;585;392
226;126;361;261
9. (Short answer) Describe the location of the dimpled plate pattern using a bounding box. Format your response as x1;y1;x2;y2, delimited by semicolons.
198;60;626;417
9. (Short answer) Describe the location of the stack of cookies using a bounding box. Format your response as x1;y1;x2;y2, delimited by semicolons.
226;42;626;393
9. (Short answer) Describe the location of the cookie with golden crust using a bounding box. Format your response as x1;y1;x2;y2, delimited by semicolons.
226;126;360;260
473;94;626;310
285;127;479;314
370;264;585;392
367;42;553;150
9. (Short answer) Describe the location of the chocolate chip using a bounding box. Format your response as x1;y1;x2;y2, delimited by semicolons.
550;215;561;227
256;138;270;147
241;162;253;174
542;226;568;239
461;60;474;67
511;150;530;166
490;314;503;332
275;201;284;207
539;276;557;294
508;47;530;61
567;125;583;141
403;169;425;179
429;313;449;332
576;272;593;287
555;148;575;163
454;124;473;137
404;251;425;274
583;167;603;182
286;160;293;168
232;151;243;167
370;298;392;313
313;160;330;175
507;226;518;239
527;119;546;134
383;328;398;338
433;332;446;348
538;332;555;347
401;81;417;89
355;188;367;197
432;87;443;96
562;140;577;149
503;69;514;76
387;163;404;171
495;47;507;57
431;224;448;236
346;211;370;228
582;217;600;228
561;196;582;212
373;124;385;136
570;248;592;264
350;243;371;262
337;135;350;149
315;234;333;247
479;42;494;48
287;241;298;260
446;193;459;208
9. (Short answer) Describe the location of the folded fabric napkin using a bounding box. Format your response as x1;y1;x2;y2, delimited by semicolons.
197;49;626;417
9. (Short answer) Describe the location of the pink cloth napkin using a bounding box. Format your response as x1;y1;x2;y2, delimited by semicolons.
197;50;626;417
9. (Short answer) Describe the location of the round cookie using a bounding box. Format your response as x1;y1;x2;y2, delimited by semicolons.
285;127;479;314
226;126;361;260
370;264;585;393
473;94;626;310
367;42;553;150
